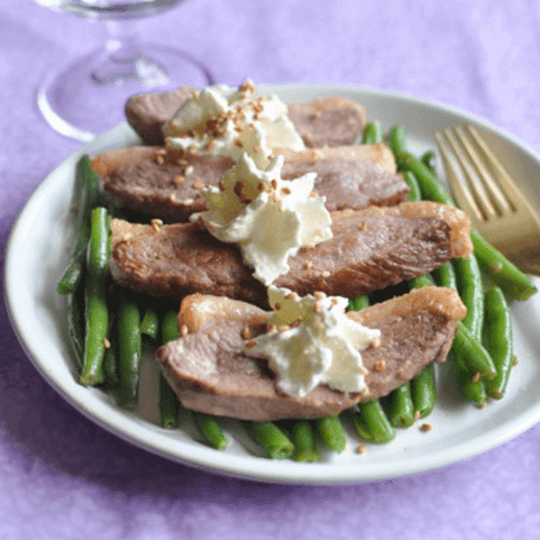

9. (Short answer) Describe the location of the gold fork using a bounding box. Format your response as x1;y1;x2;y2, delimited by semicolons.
434;124;540;275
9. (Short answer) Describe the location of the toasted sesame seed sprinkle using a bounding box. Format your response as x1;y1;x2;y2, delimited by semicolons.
103;337;111;348
373;359;386;372
420;423;433;432
321;271;331;278
174;175;185;185
151;219;163;232
241;327;252;339
180;324;189;337
414;410;421;422
356;445;367;455
193;181;205;190
245;340;257;349
185;165;194;175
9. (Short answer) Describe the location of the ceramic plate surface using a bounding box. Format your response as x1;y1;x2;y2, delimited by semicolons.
6;85;540;484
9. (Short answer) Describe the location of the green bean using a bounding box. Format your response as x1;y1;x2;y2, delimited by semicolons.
472;230;537;301
484;286;514;399
141;307;159;342
65;286;84;368
348;294;370;311
395;151;537;300
362;121;384;144
388;383;415;428
451;350;488;407
403;171;421;202
162;310;180;343
411;364;436;419
388;125;407;157
421;150;436;171
80;207;110;386
433;261;457;290
243;421;294;459
160;309;181;428
408;273;436;289
452;321;496;380
57;155;102;295
453;255;484;340
116;290;142;409
291;421;320;462
192;412;228;450
354;400;395;443
316;415;347;452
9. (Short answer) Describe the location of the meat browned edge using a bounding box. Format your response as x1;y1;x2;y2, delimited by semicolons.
109;201;473;307
155;287;466;420
125;90;367;148
91;143;408;222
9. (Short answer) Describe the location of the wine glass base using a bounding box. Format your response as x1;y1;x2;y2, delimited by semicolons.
37;44;214;142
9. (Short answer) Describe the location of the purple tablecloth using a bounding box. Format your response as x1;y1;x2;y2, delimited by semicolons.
3;1;540;538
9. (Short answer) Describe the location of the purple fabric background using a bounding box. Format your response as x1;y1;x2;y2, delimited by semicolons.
3;0;540;538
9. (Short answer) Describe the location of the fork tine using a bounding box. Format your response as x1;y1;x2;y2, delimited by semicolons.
454;126;512;214
443;127;498;218
466;125;521;210
434;130;484;221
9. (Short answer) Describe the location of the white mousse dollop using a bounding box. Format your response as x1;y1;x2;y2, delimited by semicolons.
245;287;381;398
193;153;332;285
165;80;305;170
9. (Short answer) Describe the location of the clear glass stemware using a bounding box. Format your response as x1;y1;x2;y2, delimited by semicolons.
34;0;214;142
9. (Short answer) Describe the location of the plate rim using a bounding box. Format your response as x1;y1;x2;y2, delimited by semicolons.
5;83;540;485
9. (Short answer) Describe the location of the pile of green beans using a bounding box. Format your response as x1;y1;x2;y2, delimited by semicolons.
61;121;528;461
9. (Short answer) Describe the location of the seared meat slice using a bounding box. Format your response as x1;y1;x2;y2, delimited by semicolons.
155;287;466;420
91;143;407;222
109;201;473;306
286;97;367;148
125;90;367;148
125;86;195;146
91;147;234;223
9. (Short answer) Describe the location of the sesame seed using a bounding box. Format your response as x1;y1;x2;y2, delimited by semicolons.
155;155;165;165
180;324;189;337
257;182;266;191
234;139;243;148
274;303;281;310
420;423;433;432
472;372;481;383
193;181;205;190
174;175;185;185
321;271;331;278
373;359;386;372
356;445;367;455
280;186;291;196
103;337;111;348
285;292;298;300
278;325;290;332
151;219;163;232
313;302;322;313
305;261;313;270
414;410;421;422
266;324;277;333
241;327;252;339
245;340;257;349
270;179;278;190
185;165;194;175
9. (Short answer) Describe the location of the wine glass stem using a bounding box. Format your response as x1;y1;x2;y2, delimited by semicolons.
92;20;169;87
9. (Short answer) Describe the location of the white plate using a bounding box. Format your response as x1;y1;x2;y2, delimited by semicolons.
6;85;540;485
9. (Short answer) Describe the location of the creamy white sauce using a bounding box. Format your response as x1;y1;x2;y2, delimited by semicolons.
165;80;305;170
245;287;381;398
